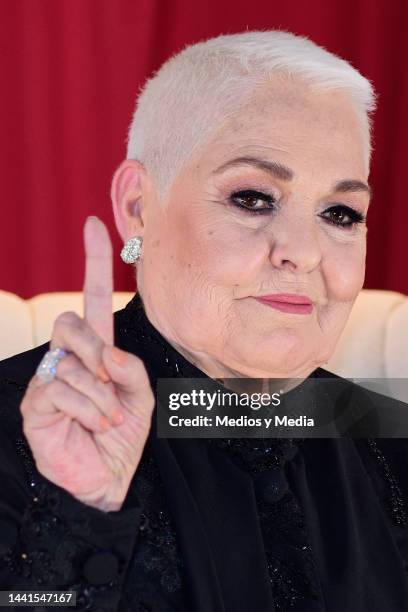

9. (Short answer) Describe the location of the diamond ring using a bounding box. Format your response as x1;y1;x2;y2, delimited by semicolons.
35;347;67;383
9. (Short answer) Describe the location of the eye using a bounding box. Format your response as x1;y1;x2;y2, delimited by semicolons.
228;189;277;215
320;204;366;229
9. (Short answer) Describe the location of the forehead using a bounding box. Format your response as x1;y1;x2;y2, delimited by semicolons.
197;78;367;179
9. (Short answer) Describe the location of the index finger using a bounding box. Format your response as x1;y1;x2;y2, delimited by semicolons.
83;216;114;346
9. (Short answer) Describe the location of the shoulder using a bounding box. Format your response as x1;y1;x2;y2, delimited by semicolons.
313;366;408;437
314;366;407;410
0;342;50;387
0;342;50;430
0;345;52;498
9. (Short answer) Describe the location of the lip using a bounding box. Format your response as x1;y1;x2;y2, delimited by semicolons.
254;293;313;315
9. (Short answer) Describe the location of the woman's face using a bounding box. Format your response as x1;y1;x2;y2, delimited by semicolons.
121;78;371;378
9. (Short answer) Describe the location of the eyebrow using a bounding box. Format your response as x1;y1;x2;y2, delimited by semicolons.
212;156;372;198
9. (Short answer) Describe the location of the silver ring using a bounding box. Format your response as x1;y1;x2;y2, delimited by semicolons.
36;347;67;383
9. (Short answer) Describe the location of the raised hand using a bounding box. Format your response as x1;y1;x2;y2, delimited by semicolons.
20;216;155;512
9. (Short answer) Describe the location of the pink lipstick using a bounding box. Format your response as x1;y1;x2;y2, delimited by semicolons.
253;293;313;315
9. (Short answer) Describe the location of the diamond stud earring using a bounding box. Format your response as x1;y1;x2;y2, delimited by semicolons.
120;236;143;264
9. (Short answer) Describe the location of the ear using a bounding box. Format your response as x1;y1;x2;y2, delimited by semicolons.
111;159;148;242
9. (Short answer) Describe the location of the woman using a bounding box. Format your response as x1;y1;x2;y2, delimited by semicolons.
1;30;408;612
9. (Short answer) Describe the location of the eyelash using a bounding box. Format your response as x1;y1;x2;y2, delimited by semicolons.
228;189;366;229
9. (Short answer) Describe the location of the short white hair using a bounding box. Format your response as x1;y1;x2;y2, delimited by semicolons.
126;30;377;198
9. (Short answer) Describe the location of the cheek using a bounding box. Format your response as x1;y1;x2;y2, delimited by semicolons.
163;207;260;284
324;240;366;301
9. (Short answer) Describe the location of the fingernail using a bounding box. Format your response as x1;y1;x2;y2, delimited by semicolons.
110;346;126;366
111;409;124;425
97;365;110;383
100;415;111;431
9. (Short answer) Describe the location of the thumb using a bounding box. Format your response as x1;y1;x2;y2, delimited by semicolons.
102;345;155;407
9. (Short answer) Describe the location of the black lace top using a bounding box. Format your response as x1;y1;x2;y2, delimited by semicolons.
1;292;408;611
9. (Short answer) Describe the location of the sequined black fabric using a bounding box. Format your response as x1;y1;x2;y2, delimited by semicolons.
119;443;188;611
11;436;123;611
117;293;202;380
366;438;407;527
206;438;321;609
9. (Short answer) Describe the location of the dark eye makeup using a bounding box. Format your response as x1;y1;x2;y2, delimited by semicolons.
228;189;366;229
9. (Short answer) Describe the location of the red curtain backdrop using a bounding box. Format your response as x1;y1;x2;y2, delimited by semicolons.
1;0;407;298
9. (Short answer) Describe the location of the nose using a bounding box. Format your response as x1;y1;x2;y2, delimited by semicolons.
268;213;322;273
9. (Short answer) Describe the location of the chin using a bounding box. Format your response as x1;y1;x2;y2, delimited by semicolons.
262;325;308;350
246;356;310;378
233;338;311;376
